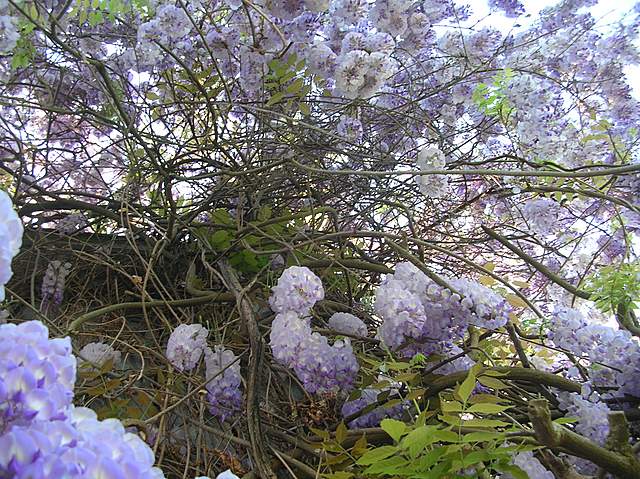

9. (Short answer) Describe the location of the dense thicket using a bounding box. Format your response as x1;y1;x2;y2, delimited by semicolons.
1;0;640;477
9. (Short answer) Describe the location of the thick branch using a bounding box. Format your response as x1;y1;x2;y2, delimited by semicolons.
528;399;639;479
422;367;581;399
218;261;275;479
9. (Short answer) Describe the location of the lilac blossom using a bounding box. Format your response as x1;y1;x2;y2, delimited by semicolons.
77;342;122;370
40;261;72;308
293;333;359;394
0;189;23;301
269;266;324;316
415;145;449;198
204;346;243;422
336;115;364;142
341;387;407;428
328;312;367;337
165;324;209;372
489;0;526;18
0;320;76;431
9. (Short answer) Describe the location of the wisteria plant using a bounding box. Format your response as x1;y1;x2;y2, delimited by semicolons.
0;0;639;477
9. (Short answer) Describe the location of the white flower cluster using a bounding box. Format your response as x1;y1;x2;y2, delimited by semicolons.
521;198;563;236
0;189;23;301
0;0;19;54
270;311;313;367
328;312;367;337
165;324;209;372
269;266;324;315
369;0;413;36
549;307;640;398
415;145;449;198
78;342;122;370
335;50;398;99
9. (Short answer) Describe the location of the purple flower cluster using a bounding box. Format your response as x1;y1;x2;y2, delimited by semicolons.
269;266;325;316
269;267;359;394
336;115;364;142
291;333;359;394
374;262;511;357
0;321;76;431
165;323;209;372
204;346;243;422
0;406;165;479
489;0;526;18
557;390;611;446
501;450;553;479
40;260;72;308
549;307;640;398
0;321;165;478
328;312;367;337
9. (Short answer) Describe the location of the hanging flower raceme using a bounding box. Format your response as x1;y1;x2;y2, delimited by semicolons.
268;265;324;316
328;312;367;337
165;323;209;372
0;320;76;431
374;262;511;357
269;266;360;394
0;189;23;302
204;346;243;422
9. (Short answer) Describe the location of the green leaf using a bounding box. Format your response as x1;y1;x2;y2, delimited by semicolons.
481;369;510;377
210;208;234;226
286;78;304;94
431;429;460;443
468;394;505;404
406;388;426;401
466;403;511;414
323;473;353;479
257;205;272;221
401;425;439;458
395;372;418;383
553;417;579;424
209;230;231;250
505;294;528;308
363;456;408;475
299;102;311;115
461;418;511;428
457;365;478;403
266;91;285;106
387;361;411;370
356;445;398;465
462;431;505;442
441;400;463;413
477;376;509;390
381;418;407;442
335;421;348;445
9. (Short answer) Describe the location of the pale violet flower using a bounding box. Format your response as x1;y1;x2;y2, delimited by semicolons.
166;324;209;372
269;266;324;315
0;189;23;301
78;342;122;370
